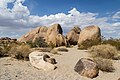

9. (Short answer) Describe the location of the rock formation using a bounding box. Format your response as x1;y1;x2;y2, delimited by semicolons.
29;51;56;71
78;25;101;48
18;26;48;42
66;26;81;45
56;34;67;47
46;24;67;47
18;24;67;47
74;58;99;78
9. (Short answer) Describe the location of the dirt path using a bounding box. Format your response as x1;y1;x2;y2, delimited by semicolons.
0;47;120;80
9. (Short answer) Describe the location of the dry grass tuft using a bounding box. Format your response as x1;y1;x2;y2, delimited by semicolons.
10;44;31;60
32;48;52;52
93;57;115;72
50;47;68;55
102;39;120;50
56;47;68;52
0;47;5;57
78;39;101;50
0;43;18;57
88;44;118;59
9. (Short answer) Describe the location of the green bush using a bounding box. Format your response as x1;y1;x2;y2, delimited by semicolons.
26;40;36;48
26;37;48;48
34;37;48;47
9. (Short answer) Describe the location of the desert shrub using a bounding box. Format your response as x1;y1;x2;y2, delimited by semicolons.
50;49;58;54
48;41;56;48
66;41;72;48
88;44;118;59
26;37;48;48
78;39;101;50
34;38;48;47
10;44;31;60
0;42;18;57
0;41;31;60
2;43;11;53
0;47;5;57
112;53;120;60
26;40;36;48
102;39;120;50
56;47;68;52
93;58;115;72
32;48;52;52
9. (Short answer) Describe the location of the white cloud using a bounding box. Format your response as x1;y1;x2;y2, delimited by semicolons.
112;22;120;27
0;0;120;38
16;0;25;3
12;0;30;18
112;11;120;19
0;0;15;8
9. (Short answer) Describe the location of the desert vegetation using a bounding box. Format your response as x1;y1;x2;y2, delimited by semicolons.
102;38;120;50
78;39;101;50
26;37;48;48
56;47;68;52
50;47;68;55
88;44;120;72
93;57;115;72
10;44;31;60
78;36;120;50
0;25;120;79
0;40;31;60
0;41;19;57
88;44;119;59
32;47;52;52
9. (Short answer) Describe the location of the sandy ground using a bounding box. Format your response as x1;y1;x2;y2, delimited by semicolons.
0;47;120;80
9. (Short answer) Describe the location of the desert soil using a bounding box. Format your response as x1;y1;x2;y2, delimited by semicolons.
0;47;120;80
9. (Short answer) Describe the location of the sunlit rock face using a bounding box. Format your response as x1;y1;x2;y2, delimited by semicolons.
74;58;99;78
66;26;81;45
46;24;67;47
78;25;101;48
18;26;48;42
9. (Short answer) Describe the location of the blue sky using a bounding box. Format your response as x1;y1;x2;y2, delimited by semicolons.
24;0;120;16
0;0;120;38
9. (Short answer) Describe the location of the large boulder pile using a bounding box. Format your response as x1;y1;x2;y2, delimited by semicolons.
46;24;67;47
18;24;67;47
66;26;81;45
29;51;56;71
18;24;101;48
78;25;101;48
74;58;99;78
18;26;48;42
